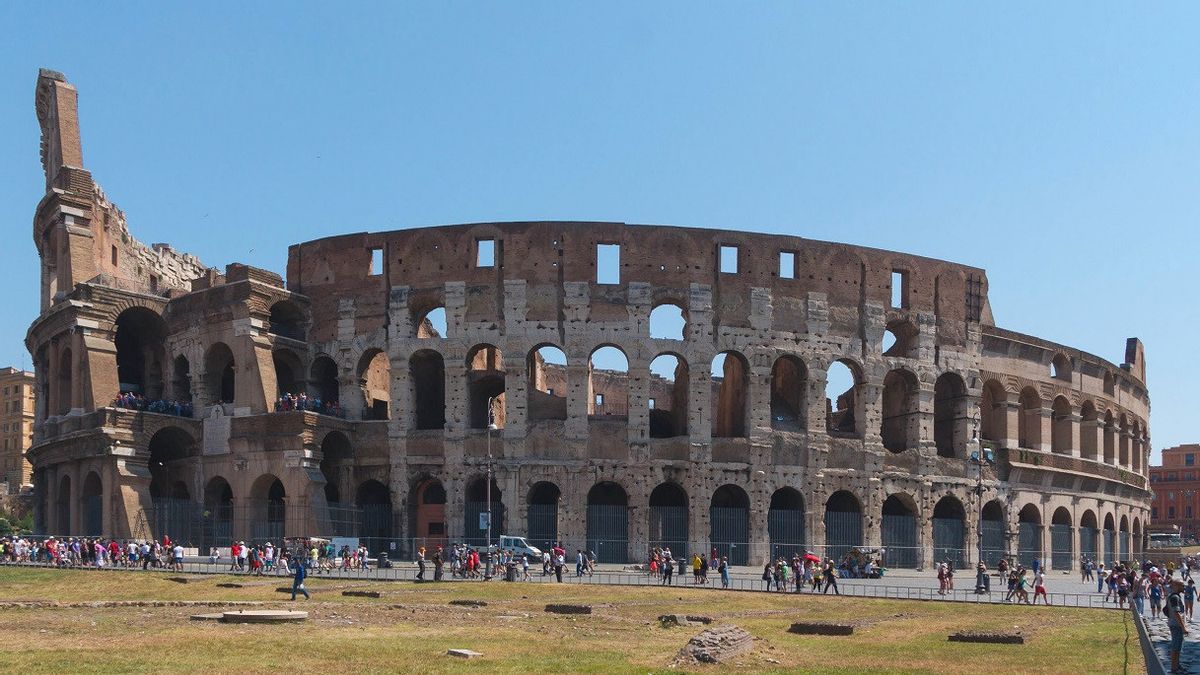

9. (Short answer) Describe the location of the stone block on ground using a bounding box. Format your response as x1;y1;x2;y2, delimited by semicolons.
449;599;488;607
947;631;1025;644
545;604;592;615
216;583;243;589
676;625;754;664
342;590;381;598
219;610;308;624
659;614;691;627
789;622;855;636
189;612;225;621
445;649;483;659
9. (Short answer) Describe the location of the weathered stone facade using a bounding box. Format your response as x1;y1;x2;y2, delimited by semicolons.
25;70;1151;568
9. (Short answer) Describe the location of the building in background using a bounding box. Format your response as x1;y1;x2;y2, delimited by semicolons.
0;368;36;495
1149;444;1200;540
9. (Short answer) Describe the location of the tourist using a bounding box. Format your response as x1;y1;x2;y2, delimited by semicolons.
432;546;443;580
1116;572;1130;610
1097;562;1106;593
662;555;673;586
416;546;426;581
291;558;310;601
1167;579;1189;673
761;561;773;591
1032;569;1050;605
171;541;184;572
554;550;565;583
822;559;839;595
937;561;947;595
693;554;703;585
522;553;530;581
719;556;730;589
1149;575;1162;618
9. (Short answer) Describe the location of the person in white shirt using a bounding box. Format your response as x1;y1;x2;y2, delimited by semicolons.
171;544;185;571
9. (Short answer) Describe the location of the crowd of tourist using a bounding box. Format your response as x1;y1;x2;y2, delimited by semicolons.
0;534;187;570
112;392;193;417
273;392;344;417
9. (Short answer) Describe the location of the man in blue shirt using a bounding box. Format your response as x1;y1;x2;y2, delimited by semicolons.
291;558;310;600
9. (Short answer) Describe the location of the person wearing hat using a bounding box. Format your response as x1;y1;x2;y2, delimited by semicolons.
1166;578;1189;674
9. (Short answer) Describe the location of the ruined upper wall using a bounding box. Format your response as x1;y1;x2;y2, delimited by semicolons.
287;221;991;344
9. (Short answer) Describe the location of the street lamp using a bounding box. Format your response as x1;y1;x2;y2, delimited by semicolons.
968;414;994;592
485;395;497;579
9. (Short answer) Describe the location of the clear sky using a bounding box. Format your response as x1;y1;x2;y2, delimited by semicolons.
1;4;1196;462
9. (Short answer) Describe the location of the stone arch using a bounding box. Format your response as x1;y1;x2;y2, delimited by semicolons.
1119;514;1130;561
712;350;750;438
1079;509;1099;562
1017;503;1043;566
649;353;689;438
934;372;968;458
768;487;805;559
1133;516;1143;558
825;358;863;437
1018;387;1043;449
824;490;863;563
467;344;505;429
882;318;919;359
414;305;447;339
1103;410;1116;464
80;471;103;537
204;342;236;404
268;300;306;341
309;354;339;404
649;302;687;341
249;474;286;543
464;475;504;546
357;348;390;420
171;354;192;402
1079;401;1098;461
527;481;561;548
1050;506;1073;570
203;476;234;550
932;495;966;567
648;482;689;556
770;355;807;432
114;307;167;399
980;379;1008;444
587;481;629;563
272;348;304;398
409;477;447;547
527;344;567;422
1050;353;1072;382
588;345;629;417
319;431;353;505
980;499;1006;564
710;484;750;565
1050;396;1072;455
1118;414;1130;468
1103;512;1117;563
881;368;920;453
410;349;446;430
882;493;919;568
355;479;393;545
147;426;198;501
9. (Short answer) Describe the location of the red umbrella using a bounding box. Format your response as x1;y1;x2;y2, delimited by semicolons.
803;553;821;563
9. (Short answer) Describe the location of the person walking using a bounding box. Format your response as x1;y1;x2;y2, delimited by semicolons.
662;556;673;586
416;546;426;581
291;559;310;601
822;559;839;595
1032;569;1050;605
719;556;729;589
1167;579;1189;674
1186;578;1197;621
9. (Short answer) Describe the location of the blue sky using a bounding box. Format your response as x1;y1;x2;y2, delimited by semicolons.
0;4;1196;461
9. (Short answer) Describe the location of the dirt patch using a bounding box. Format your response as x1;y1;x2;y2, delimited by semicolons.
545;604;591;615
948;631;1025;644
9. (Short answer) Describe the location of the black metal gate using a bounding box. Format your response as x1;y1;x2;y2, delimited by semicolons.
932;517;965;567
200;504;233;551
768;508;805;560
1018;522;1042;566
1080;527;1098;561
1103;528;1115;564
464;501;506;548
1120;532;1129;562
824;510;862;563
82;495;103;536
587;504;628;563
882;513;918;568
649;505;688;559
1050;524;1073;570
149;498;201;545
526;504;558;550
710;506;748;565
980;519;1005;565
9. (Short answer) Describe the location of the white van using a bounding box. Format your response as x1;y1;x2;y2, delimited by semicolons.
488;535;543;559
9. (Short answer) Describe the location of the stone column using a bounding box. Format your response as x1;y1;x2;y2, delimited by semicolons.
1067;413;1082;458
1000;401;1020;449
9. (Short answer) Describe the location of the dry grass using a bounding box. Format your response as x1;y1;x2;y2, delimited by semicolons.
0;567;1143;674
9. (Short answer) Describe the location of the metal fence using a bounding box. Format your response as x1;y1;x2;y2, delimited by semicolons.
882;514;918;568
709;506;749;565
586;505;628;563
767;508;805;561
649;505;689;559
824;510;862;563
1050;524;1073;570
932;517;966;568
1018;522;1042;564
1080;527;1098;561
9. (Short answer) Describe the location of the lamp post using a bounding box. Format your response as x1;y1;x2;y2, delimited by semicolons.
968;414;994;592
485;395;497;579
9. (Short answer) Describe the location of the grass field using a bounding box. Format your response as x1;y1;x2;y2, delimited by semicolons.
0;567;1143;674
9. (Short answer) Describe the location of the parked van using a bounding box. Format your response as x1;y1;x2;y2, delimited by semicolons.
488;535;543;559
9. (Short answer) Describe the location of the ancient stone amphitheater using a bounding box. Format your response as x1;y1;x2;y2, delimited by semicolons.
26;70;1151;568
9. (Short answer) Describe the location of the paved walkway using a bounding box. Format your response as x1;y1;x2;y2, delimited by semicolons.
1142;612;1200;673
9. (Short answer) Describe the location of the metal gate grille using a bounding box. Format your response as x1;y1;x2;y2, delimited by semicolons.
932;517;965;567
587;504;628;563
1080;527;1098;561
1050;524;1073;570
824;510;862;563
710;507;748;565
149;498;202;545
526;504;558;550
980;519;1005;565
1103;528;1115;564
768;508;805;560
882;514;918;568
464;501;505;547
1018;522;1042;566
649;505;688;559
1119;533;1129;561
201;504;233;551
82;495;103;536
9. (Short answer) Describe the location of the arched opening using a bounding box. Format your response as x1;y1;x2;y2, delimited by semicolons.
114;307;167;399
1050;507;1073;570
272;349;303;398
356;480;392;548
824;490;863;563
268;300;306;341
1103;372;1115;395
1118;415;1130;468
649;303;687;341
250;474;286;543
56;474;71;533
527;482;561;549
80;472;103;537
1050;353;1071;382
410;350;446;430
588;345;629;418
467;344;505;429
203;476;234;550
464;476;504;547
825;359;861;436
1103;513;1117;564
1017;504;1043;567
1131;422;1143;474
527;345;567;422
881;369;919;453
1080;401;1098;461
1018;387;1042;449
980;380;1007;444
649;354;689;438
1119;514;1130;561
881;319;919;359
1103;411;1116;464
768;487;805;560
309;355;339;404
357;349;390;420
1080;510;1099;563
1050;396;1072;455
415;306;447;339
171;355;192;402
57;348;73;415
204;342;236;404
147;426;198;544
649;482;689;558
586;481;628;564
319;431;352;507
934;372;967;458
409;478;446;548
981;500;1006;565
882;494;919;568
710;484;750;565
770;356;807;432
1133;517;1143;558
932;496;966;567
711;351;749;438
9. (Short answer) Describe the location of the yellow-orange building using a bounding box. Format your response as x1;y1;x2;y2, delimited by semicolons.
0;368;36;494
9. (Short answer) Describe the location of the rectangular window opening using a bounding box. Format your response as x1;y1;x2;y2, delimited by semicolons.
369;247;384;276
891;270;907;309
597;243;620;284
779;251;795;279
110;245;118;267
720;245;739;274
476;239;496;268
1187;454;1195;466
149;275;158;291
648;398;656;409
594;394;604;406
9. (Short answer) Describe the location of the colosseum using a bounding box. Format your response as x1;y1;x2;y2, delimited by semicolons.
25;69;1152;569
